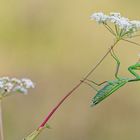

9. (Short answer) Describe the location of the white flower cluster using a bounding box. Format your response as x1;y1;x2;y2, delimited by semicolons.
91;12;140;37
0;77;34;98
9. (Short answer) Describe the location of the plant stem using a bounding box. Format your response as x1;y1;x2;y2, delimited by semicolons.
122;38;140;47
0;100;4;140
39;39;120;128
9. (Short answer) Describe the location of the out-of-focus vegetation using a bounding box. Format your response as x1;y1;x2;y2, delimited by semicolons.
1;0;140;140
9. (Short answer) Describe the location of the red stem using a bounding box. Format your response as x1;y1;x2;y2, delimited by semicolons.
39;40;119;128
39;81;83;128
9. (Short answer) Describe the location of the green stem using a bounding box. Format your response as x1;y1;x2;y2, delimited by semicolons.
122;38;140;46
0;100;4;140
131;34;140;38
103;24;116;36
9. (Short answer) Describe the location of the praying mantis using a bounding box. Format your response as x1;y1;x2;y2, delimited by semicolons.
84;49;140;106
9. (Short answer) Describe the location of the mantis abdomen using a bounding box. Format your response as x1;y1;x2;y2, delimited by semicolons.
92;80;128;106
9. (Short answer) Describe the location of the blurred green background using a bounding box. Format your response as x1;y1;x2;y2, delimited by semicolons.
1;0;140;140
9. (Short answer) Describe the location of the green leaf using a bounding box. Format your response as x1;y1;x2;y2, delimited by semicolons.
22;124;51;140
22;129;42;140
45;124;51;129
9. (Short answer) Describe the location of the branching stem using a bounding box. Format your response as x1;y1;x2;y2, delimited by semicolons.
122;38;140;47
39;39;119;128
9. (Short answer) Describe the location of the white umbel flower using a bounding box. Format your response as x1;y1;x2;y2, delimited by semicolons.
91;12;140;38
110;12;121;17
0;77;35;99
90;12;109;24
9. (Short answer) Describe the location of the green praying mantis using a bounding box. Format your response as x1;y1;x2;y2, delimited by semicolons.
84;49;140;106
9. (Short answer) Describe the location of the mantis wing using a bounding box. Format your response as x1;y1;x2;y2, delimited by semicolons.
92;80;127;106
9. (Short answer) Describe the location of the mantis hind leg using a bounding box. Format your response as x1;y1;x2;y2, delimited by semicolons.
81;79;107;92
110;48;121;80
82;80;99;91
85;79;107;86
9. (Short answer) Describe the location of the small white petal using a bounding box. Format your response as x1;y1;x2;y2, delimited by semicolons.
4;83;14;92
110;12;121;17
21;78;35;88
0;81;4;88
14;86;28;94
11;78;22;84
91;12;109;24
0;77;10;82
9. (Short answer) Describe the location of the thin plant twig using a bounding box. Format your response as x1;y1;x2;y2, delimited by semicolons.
106;24;116;35
122;38;140;47
130;34;140;38
38;39;119;128
0;100;4;140
81;80;99;92
103;24;116;36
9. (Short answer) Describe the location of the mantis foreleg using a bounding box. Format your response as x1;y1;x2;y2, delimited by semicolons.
128;62;140;82
110;48;121;80
81;79;107;92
